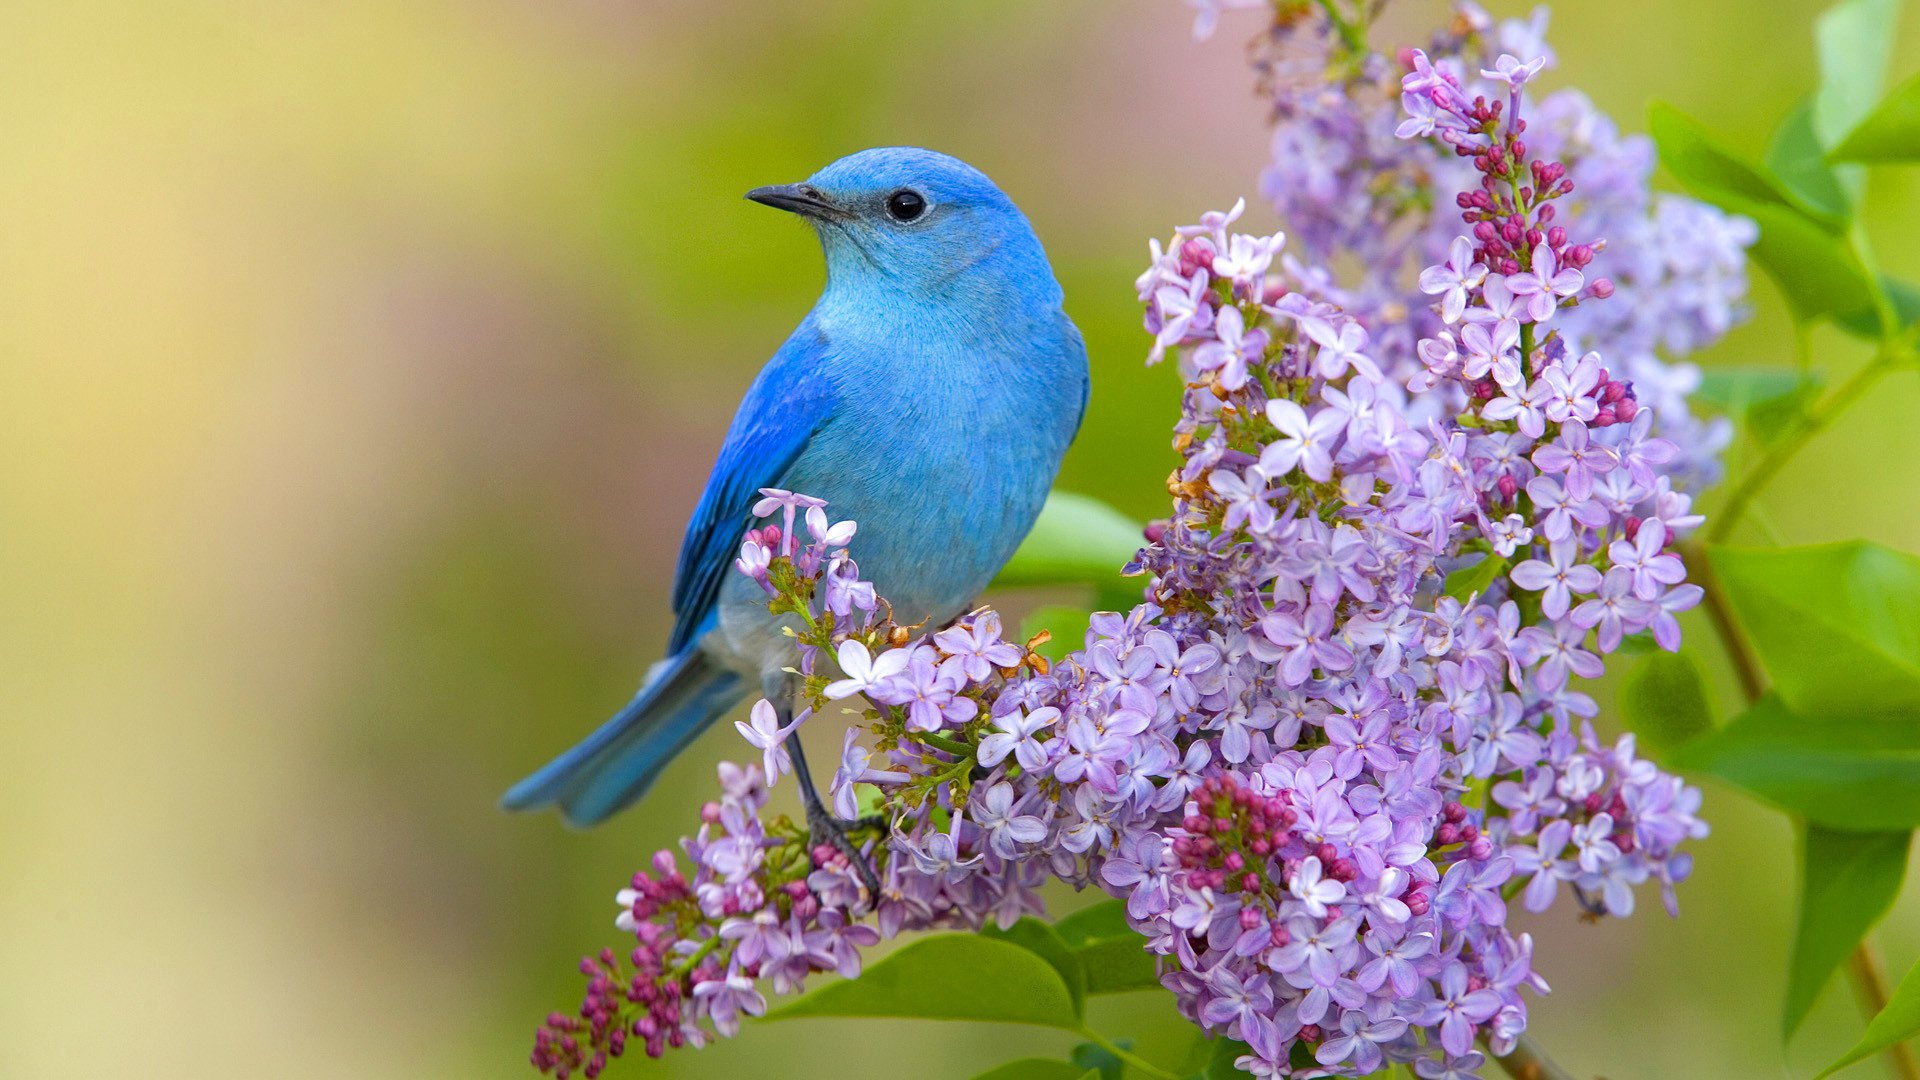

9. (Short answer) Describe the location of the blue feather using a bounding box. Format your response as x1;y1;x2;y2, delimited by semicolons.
666;321;836;654
506;147;1089;825
500;645;745;826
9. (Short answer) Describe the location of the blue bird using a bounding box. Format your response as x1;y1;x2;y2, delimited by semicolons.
503;147;1089;870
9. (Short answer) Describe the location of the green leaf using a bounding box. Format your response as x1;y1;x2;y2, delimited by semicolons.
1618;651;1716;755
1046;899;1161;996
1669;693;1920;829
1769;99;1854;218
1743;201;1877;320
1194;1036;1254;1080
972;1062;1093;1080
1708;542;1920;714
1053;900;1132;947
1651;103;1874;319
982;918;1088;1018
1813;0;1902;149
1071;1041;1124;1080
1694;367;1825;447
1785;825;1911;1036
995;491;1145;608
1812;0;1901;199
768;934;1083;1029
1077;936;1162;996
1615;630;1660;655
1651;102;1800;209
1443;553;1506;601
1835;275;1920;336
1832;71;1920;162
1021;604;1092;664
1819;956;1920;1077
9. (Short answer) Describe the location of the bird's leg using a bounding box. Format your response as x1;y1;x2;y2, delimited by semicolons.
782;705;883;903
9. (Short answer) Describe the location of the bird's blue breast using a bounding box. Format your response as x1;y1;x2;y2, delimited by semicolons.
712;297;1086;675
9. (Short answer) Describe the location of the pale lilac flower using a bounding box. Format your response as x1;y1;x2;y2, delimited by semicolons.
935;612;1023;682
1532;420;1615;501
1506;243;1584;322
1483;378;1551;438
823;639;911;700
977;706;1059;771
1261;400;1345;482
1419;237;1489;323
1509;539;1602;619
692;973;766;1038
1304;318;1381;381
1192;305;1268;392
1460;318;1522;387
804;504;857;548
972;782;1048;858
1541;352;1601;424
1289;856;1348;918
1421;962;1505;1056
733;699;799;784
1572;568;1656;651
1608;522;1688;601
1479;53;1547;90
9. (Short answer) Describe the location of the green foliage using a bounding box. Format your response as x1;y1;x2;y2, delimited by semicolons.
1077;935;1162;996
971;1060;1094;1080
1442;553;1506;602
1812;0;1902;144
1023;604;1094;663
1819;957;1920;1076
996;490;1146;609
1651;102;1875;320
1708;542;1920;715
984;918;1089;1016
1189;1036;1255;1080
1053;900;1133;946
1768;99;1853;219
1070;1041;1125;1080
1618;651;1715;755
1835;275;1920;336
1046;900;1162;996
1831;72;1920;163
1785;826;1911;1036
769;934;1082;1029
1811;0;1901;199
1670;693;1920;829
1693;366;1825;447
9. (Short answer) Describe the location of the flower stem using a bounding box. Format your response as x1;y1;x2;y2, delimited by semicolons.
1311;0;1366;54
1849;945;1920;1080
915;731;972;757
1076;1028;1177;1080
1489;1033;1578;1080
1705;354;1894;543
1691;422;1920;1080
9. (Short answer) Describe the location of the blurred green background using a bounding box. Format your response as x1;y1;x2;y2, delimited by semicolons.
5;1;1920;1077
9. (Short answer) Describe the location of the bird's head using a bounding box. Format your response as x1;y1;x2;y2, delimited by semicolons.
747;147;1058;309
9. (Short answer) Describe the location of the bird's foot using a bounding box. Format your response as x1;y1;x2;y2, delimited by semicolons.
784;724;884;905
804;799;883;905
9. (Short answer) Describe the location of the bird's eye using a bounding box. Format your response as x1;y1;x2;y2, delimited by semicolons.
885;190;927;222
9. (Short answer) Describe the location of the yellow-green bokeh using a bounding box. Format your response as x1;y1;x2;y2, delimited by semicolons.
4;1;1920;1077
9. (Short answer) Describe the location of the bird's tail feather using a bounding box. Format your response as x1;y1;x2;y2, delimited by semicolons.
501;649;746;827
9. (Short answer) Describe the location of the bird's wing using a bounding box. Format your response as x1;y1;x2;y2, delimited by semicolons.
665;321;837;655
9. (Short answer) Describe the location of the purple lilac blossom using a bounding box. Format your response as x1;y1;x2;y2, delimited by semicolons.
531;5;1716;1078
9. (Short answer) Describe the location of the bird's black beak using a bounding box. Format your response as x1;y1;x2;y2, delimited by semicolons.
745;183;843;220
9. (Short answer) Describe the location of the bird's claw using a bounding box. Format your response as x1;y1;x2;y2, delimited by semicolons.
805;801;883;905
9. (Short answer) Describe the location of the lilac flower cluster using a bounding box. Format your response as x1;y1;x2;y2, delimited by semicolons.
1233;2;1751;490
532;6;1718;1078
532;501;1067;1078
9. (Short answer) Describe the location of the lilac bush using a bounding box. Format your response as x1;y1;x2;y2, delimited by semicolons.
530;4;1765;1078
